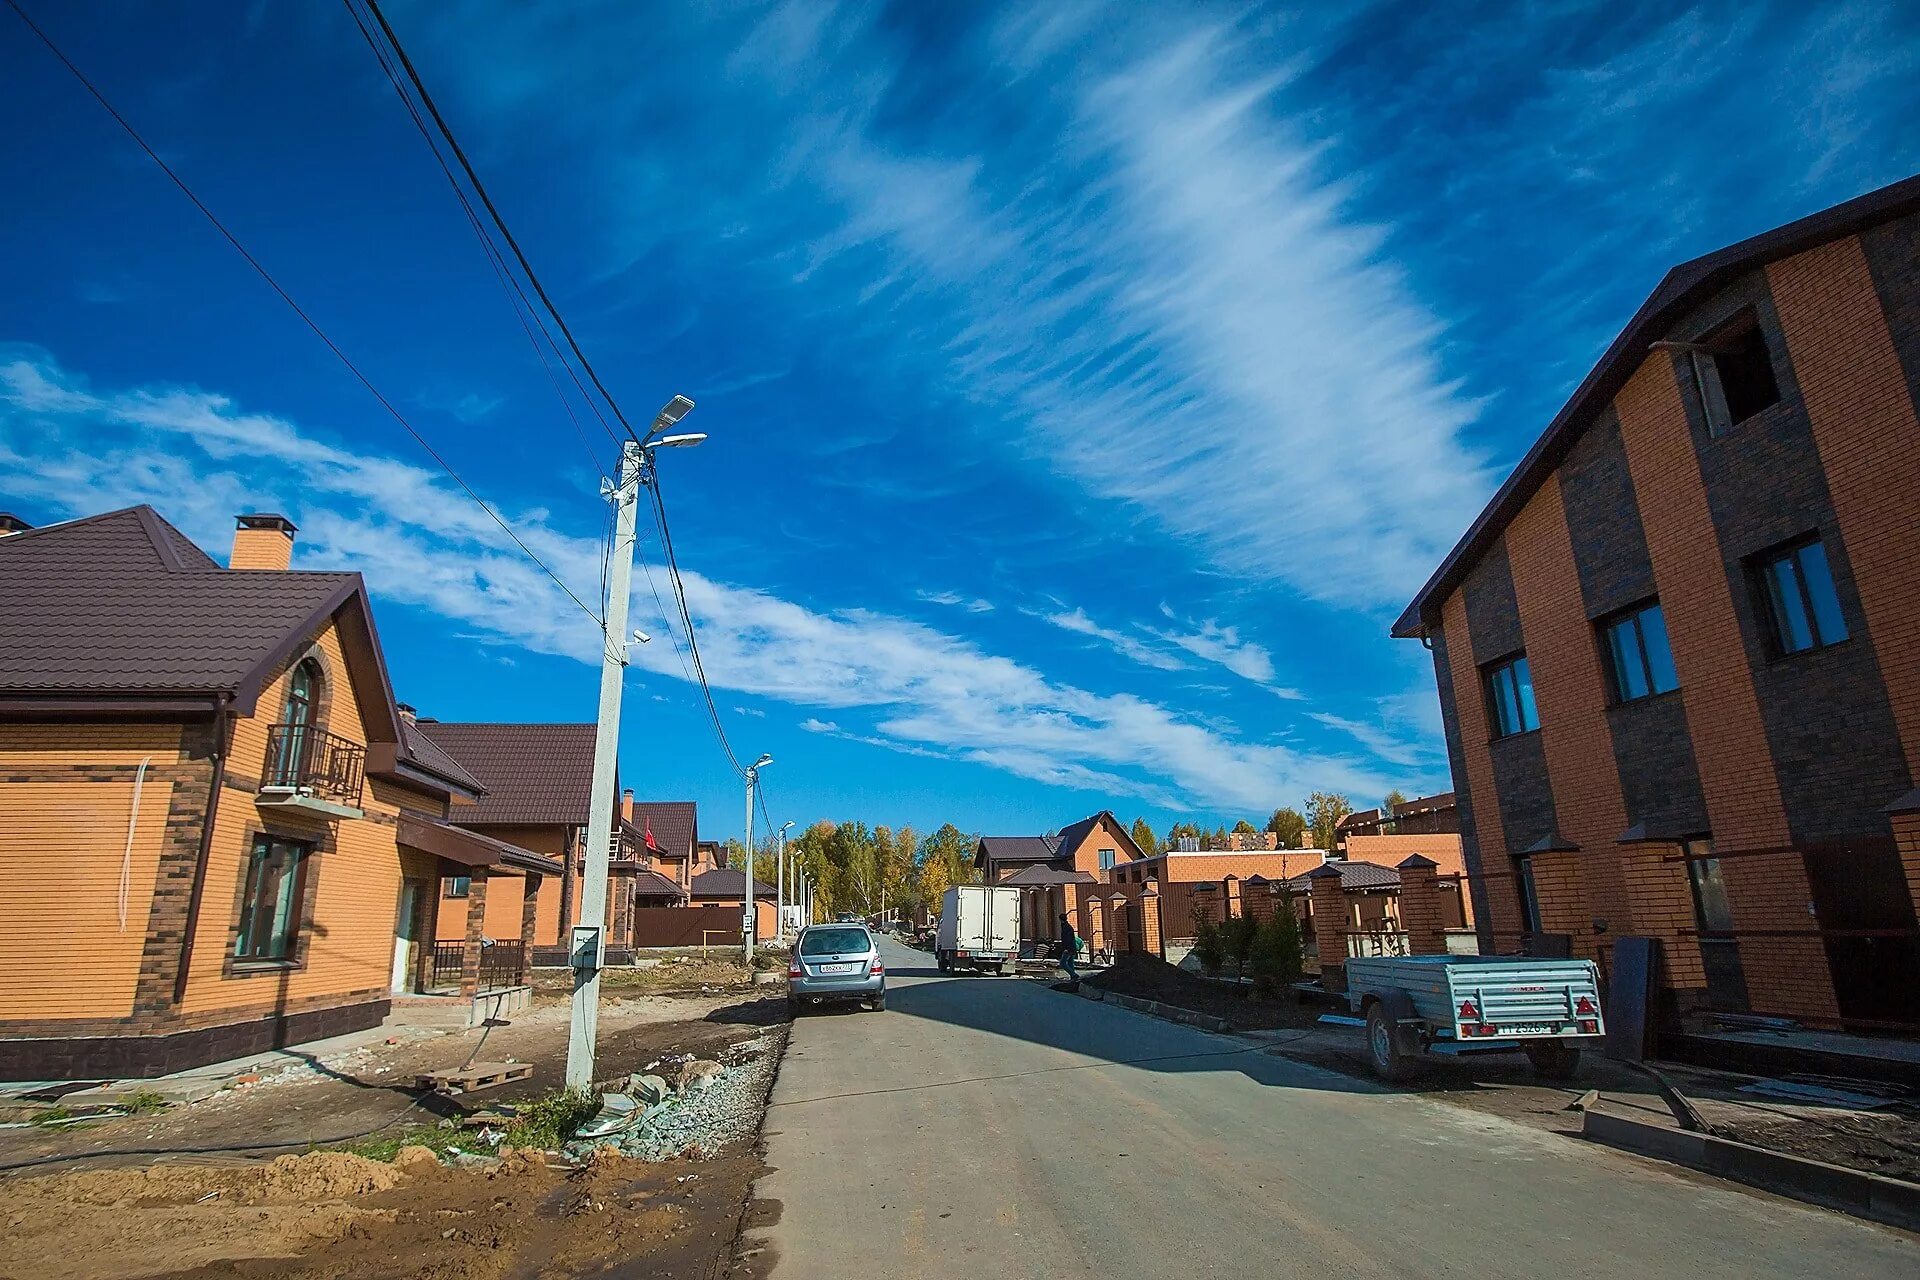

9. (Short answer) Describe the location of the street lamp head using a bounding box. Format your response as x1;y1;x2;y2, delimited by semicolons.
653;394;695;433
781;820;795;832
652;432;706;449
753;753;774;769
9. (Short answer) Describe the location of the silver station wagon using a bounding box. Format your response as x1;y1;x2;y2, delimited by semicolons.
788;923;885;1013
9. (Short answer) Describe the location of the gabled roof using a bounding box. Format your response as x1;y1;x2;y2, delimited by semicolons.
630;801;697;861
396;720;484;795
1053;810;1147;862
413;722;598;826
690;868;775;899
974;834;1060;867
632;869;686;899
0;506;400;743
1394;172;1920;639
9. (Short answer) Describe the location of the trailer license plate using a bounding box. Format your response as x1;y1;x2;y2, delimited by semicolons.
820;963;860;975
1508;1023;1559;1036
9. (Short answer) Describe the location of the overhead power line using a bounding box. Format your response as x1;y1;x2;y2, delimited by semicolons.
360;0;644;442
5;0;605;628
647;473;747;777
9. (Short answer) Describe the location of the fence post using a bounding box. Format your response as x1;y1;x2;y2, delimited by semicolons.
518;880;540;984
1395;855;1446;956
1306;865;1347;990
1140;882;1163;959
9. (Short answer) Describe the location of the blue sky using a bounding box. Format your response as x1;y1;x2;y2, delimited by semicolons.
3;1;1916;840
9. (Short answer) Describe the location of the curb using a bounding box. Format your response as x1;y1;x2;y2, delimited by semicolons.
1075;985;1231;1033
1583;1104;1920;1233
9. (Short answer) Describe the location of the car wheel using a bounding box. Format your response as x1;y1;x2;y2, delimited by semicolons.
1365;1003;1418;1083
1523;1041;1580;1080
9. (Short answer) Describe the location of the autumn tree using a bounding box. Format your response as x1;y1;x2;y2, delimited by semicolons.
1231;818;1258;835
1266;807;1306;848
1129;817;1159;856
1384;788;1409;813
1305;792;1354;855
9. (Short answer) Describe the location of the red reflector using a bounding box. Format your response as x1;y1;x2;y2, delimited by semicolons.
1478;1025;1498;1037
1458;999;1480;1021
1575;996;1596;1016
1579;1019;1598;1035
956;950;970;958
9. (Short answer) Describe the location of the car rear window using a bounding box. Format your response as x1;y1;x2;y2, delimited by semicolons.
800;927;870;956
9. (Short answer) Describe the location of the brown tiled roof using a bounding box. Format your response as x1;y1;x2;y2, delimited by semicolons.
974;835;1060;867
396;812;560;877
630;801;697;861
1287;860;1401;892
690;868;776;899
0;506;396;735
413;722;598;826
1000;866;1098;887
1396;172;1920;639
398;720;484;795
632;869;686;899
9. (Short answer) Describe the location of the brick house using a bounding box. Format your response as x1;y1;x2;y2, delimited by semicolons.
688;868;778;939
1334;791;1459;852
1395;174;1920;1029
0;506;559;1078
975;811;1148;944
408;723;692;963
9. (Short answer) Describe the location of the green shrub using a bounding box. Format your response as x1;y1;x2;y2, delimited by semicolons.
1249;897;1306;996
750;951;780;972
1190;918;1225;975
1222;913;1260;976
503;1088;599;1150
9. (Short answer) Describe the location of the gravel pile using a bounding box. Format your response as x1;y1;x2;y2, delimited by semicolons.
569;1026;786;1163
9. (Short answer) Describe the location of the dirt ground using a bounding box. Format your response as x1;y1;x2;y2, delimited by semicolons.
0;981;790;1279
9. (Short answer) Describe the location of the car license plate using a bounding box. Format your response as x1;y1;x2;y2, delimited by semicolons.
1507;1023;1559;1036
820;962;860;975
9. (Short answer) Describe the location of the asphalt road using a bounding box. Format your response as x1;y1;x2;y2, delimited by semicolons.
745;936;1913;1279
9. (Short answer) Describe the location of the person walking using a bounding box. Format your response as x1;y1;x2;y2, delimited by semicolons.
1058;912;1079;981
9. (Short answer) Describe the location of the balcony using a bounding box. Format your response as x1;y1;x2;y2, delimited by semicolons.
259;723;366;818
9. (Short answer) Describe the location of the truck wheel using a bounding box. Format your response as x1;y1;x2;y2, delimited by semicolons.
1365;1004;1418;1083
1524;1041;1580;1080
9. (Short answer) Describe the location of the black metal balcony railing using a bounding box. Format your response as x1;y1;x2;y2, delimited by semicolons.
264;723;366;807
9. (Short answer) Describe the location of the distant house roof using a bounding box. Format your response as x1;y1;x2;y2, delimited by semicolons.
1396;173;1920;639
394;719;484;795
1336;808;1382;834
632;869;686;899
0;507;398;733
999;866;1098;887
974;835;1060;867
690;868;776;900
629;801;697;861
1288;860;1402;893
414;722;599;826
1053;810;1149;862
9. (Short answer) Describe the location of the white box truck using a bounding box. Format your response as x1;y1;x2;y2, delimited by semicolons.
936;885;1020;975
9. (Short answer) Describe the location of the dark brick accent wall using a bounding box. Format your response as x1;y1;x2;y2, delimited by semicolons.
1430;628;1495;943
1673;269;1911;844
0;998;388;1081
1557;408;1657;618
127;717;223;1018
1607;693;1710;836
1488;731;1557;855
1862;211;1920;420
1462;537;1523;664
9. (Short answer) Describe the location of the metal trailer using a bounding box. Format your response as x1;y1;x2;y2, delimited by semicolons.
1342;954;1607;1082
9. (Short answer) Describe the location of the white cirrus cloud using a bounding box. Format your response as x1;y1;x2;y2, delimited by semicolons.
0;350;1397;812
1026;605;1188;673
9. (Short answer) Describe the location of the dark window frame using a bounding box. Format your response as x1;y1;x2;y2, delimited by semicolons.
234;834;313;964
443;874;472;900
1681;837;1733;935
1514;856;1542;933
1597;599;1679;705
1098;848;1116;871
1688;309;1782;438
1482;652;1539;739
1749;534;1849;658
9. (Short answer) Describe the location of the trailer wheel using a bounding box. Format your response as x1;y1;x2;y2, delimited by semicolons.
1365;1003;1417;1083
1524;1041;1581;1080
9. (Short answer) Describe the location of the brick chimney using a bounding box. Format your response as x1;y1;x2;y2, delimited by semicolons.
230;513;296;570
395;703;418;726
0;513;30;537
621;788;635;822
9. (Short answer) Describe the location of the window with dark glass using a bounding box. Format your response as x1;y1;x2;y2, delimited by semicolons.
1099;848;1116;871
1754;536;1848;656
235;835;309;961
1690;313;1781;437
1600;602;1678;703
443;875;472;899
1483;654;1539;738
1683;838;1732;934
1514;857;1541;933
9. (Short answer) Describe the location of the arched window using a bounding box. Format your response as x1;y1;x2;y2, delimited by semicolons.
281;659;321;727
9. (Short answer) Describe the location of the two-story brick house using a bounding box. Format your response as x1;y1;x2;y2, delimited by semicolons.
1395;174;1920;1029
975;811;1147;943
0;507;559;1078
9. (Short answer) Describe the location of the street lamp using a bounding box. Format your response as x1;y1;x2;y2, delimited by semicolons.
776;820;795;943
744;754;772;963
566;395;700;1094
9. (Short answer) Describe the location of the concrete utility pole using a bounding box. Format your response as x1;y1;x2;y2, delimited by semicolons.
776;820;794;943
565;397;700;1094
743;754;772;963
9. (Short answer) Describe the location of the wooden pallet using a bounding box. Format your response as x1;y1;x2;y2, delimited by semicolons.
416;1062;532;1096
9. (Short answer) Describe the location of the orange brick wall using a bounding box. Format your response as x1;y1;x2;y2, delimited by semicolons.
1614;359;1794;854
1440;591;1525;946
1769;237;1920;780
1619;843;1706;989
1504;479;1633;945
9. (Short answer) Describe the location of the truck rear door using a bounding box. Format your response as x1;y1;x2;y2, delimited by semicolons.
986;888;1020;956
